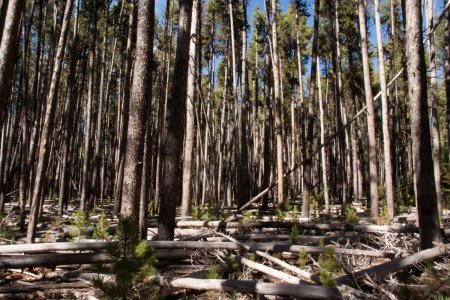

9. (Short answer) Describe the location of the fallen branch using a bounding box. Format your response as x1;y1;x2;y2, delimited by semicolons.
337;243;450;286
160;277;342;300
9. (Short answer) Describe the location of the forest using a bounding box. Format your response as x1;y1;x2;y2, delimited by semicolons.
0;0;450;298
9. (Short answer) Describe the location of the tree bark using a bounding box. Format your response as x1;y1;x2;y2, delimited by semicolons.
301;0;319;218
271;0;285;209
425;0;442;217
374;0;395;221
121;0;154;219
405;0;441;249
181;0;200;216
0;0;24;126
158;0;194;240
357;0;379;218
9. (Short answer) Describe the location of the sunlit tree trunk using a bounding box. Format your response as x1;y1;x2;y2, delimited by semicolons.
357;0;379;218
405;0;441;249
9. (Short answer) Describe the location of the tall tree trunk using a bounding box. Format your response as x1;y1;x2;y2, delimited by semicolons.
271;0;284;209
113;3;136;215
317;57;329;212
27;0;73;243
446;3;450;164
121;0;154;219
80;1;99;211
301;0;319;218
180;0;200;216
0;0;24;126
138;0;156;238
58;0;80;216
357;0;379;218
405;0;441;249
374;0;395;221
425;0;442;218
158;0;193;240
238;0;250;208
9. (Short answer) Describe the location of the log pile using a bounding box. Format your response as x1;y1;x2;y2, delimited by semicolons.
0;219;449;299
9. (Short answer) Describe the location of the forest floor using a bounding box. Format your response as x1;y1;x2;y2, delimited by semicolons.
0;199;449;299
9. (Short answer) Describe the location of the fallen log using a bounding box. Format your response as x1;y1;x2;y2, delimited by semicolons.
0;249;189;269
337;243;450;286
175;220;450;236
160;277;342;300
0;241;394;258
0;282;91;293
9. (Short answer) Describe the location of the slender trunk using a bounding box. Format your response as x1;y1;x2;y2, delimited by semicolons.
181;0;200;216
58;0;80;216
317;58;329;212
357;0;379;218
446;5;450;164
113;3;137;215
301;0;319;218
80;2;99;211
158;0;193;240
271;0;284;209
238;0;250;207
425;0;442;218
27;0;73;243
374;0;395;221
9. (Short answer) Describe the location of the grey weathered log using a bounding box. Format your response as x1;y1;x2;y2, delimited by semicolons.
172;220;444;234
160;277;342;300
337;243;450;286
0;282;91;293
0;249;189;269
0;241;394;258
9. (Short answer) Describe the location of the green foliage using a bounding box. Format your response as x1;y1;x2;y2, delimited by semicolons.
435;295;450;300
290;223;299;244
72;209;90;238
207;266;222;279
92;216;159;300
93;212;110;240
310;197;320;220
379;202;390;225
344;206;359;224
192;204;228;221
441;163;450;209
242;210;255;222
275;207;285;221
318;248;341;288
319;269;336;288
297;248;309;268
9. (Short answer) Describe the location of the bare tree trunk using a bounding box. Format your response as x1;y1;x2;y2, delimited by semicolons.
270;0;284;209
158;0;193;240
405;0;441;249
301;0;319;218
121;0;154;219
113;3;136;216
425;0;442;218
153;0;173;213
58;0;80;216
357;0;379;218
317;58;329;212
0;0;24;126
181;0;200;216
27;0;73;243
374;0;395;221
238;0;250;208
80;1;99;211
446;5;450;164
